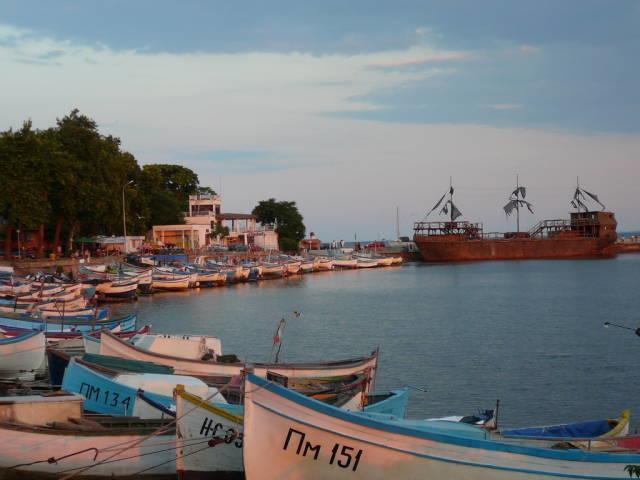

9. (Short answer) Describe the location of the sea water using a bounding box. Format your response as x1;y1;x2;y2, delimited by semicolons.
127;254;640;429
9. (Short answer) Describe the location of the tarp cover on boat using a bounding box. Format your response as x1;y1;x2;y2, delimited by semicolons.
502;419;614;439
82;353;175;374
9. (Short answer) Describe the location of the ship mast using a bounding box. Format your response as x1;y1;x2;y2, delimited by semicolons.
571;177;606;212
503;176;533;229
516;174;520;233
449;176;454;222
424;178;462;221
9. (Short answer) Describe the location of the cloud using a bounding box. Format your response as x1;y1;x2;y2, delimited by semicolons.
489;103;523;111
0;23;639;239
519;44;540;55
367;50;470;69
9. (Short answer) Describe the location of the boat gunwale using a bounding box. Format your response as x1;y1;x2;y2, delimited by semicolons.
0;329;42;344
0;418;175;436
103;329;378;370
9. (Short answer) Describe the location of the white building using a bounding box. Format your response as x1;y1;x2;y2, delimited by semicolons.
95;235;146;253
152;193;278;250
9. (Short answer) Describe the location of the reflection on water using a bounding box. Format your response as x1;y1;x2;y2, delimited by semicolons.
132;255;640;428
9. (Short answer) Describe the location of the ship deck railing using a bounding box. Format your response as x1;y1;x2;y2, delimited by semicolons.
529;218;601;238
414;218;602;240
413;221;484;237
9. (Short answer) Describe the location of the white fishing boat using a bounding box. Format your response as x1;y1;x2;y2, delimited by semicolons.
37;305;100;318
92;280;113;294
356;257;379;268
20;289;81;304
123;268;153;293
0;330;46;380
176;383;409;478
243;374;640;479
0;281;32;296
28;284;66;297
314;257;334;271
300;260;314;273
128;332;223;359
374;255;394;266
285;261;302;274
175;387;245;478
100;330;379;382
152;276;190;291
238;266;252;280
260;262;286;278
191;270;225;286
98;278;138;300
333;256;358;269
0;393;176;478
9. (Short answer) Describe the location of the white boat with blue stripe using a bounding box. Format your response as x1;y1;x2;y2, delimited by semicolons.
243;373;640;479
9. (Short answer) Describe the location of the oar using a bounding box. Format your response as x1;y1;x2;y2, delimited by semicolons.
604;322;640;337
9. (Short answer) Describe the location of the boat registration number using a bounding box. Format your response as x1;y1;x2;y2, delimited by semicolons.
79;382;132;412
283;427;363;472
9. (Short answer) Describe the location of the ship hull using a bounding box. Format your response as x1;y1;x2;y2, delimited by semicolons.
414;236;616;262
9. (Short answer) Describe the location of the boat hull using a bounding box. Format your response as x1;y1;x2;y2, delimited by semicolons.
0;313;137;334
152;278;191;290
244;375;638;480
176;390;245;478
0;422;175;478
100;330;378;384
414;236;617;262
0;331;45;380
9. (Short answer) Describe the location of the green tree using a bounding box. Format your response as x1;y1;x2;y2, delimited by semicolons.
140;164;199;211
252;198;305;251
0;121;52;257
197;186;217;196
0;110;213;255
211;222;230;239
52;110;140;246
137;164;202;229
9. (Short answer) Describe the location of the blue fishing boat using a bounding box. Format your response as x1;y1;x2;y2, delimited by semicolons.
61;358;223;418
0;312;136;333
501;411;630;440
46;345;171;386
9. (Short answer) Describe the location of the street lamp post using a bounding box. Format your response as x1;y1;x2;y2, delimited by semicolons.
122;180;134;253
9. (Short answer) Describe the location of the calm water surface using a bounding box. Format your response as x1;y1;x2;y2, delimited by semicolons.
121;255;640;429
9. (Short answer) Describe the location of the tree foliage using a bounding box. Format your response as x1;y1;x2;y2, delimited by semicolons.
0;110;211;257
252;198;305;251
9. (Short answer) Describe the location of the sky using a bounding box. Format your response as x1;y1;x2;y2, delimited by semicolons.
1;0;639;239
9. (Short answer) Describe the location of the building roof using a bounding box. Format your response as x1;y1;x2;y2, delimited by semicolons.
217;213;256;220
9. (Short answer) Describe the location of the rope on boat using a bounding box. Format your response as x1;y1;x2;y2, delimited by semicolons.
129;442;216;476
129;433;237;477
5;447;98;470
48;437;214;475
56;372;337;479
57;379;240;480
